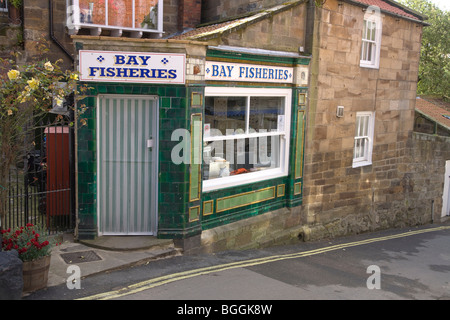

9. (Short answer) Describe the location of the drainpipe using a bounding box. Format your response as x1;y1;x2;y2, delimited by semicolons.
305;0;316;54
49;0;74;64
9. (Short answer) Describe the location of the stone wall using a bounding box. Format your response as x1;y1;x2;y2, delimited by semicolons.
0;10;21;56
208;2;307;53
407;133;450;222
22;0;73;70
303;0;426;238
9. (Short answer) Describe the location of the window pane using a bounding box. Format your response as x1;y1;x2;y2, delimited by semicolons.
205;96;247;137
356;115;370;137
203;136;281;181
137;0;160;29
362;116;369;136
73;0;160;30
355;116;361;136
371;22;376;41
250;97;285;132
0;0;7;11
361;42;366;61
354;137;367;159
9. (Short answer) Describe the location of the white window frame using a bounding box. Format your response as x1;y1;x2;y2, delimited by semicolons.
0;0;8;12
353;111;375;168
203;87;292;192
360;13;382;69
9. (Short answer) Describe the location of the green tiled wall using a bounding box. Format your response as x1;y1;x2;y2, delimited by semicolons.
76;83;195;240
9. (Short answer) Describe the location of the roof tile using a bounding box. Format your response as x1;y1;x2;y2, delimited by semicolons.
351;0;417;19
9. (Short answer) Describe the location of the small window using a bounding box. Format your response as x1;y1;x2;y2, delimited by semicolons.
203;87;291;192
0;0;8;12
360;14;382;69
353;112;375;168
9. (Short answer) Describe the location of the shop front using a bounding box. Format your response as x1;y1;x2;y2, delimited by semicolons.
73;37;309;250
197;47;310;240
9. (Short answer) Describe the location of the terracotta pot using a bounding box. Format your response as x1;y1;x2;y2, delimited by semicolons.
22;255;51;293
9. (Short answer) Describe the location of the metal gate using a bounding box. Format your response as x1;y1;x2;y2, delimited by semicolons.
2;115;76;233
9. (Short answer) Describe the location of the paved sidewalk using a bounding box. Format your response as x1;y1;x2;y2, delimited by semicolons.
47;234;180;288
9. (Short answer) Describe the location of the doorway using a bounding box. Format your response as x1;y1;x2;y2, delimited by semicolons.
97;95;158;235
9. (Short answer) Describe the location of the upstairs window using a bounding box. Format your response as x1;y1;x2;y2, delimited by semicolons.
66;0;163;37
0;0;7;12
360;9;382;69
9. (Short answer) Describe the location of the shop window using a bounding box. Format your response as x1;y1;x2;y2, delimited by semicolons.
360;11;382;69
66;0;163;37
0;0;7;12
203;87;291;192
353;112;374;168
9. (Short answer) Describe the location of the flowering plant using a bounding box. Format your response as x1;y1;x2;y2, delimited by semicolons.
0;39;89;229
1;223;59;262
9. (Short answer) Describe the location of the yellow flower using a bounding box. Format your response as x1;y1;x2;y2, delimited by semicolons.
44;61;54;71
7;69;20;81
69;73;79;81
27;78;40;90
55;96;64;106
7;109;13;116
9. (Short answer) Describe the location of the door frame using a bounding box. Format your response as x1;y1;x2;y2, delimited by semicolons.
96;94;159;236
442;160;450;218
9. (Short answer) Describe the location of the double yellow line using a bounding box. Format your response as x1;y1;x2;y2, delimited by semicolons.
78;225;450;300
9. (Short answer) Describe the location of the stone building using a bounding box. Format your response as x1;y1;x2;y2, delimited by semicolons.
1;0;447;253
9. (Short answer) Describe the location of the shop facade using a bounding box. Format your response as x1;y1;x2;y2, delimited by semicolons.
73;37;310;249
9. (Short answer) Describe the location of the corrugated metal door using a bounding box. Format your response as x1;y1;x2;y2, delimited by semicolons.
98;95;158;235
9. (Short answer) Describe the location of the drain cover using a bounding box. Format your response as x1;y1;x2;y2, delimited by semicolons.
60;250;102;264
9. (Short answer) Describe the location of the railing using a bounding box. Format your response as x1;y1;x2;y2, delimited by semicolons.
66;0;163;37
2;118;75;234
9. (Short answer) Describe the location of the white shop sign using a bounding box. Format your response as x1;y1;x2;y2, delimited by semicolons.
205;61;294;84
79;50;186;84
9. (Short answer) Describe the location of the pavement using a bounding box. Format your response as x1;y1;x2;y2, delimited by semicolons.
45;233;181;289
30;220;450;298
21;222;450;300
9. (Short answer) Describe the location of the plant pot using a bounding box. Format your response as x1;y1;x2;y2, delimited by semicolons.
22;255;51;293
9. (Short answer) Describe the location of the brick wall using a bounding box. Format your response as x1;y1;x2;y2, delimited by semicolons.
178;0;202;30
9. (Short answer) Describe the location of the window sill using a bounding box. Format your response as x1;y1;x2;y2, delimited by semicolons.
352;160;372;168
202;168;287;193
68;23;163;37
360;62;379;69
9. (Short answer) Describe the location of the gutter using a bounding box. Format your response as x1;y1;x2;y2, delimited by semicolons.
304;0;315;54
49;0;74;63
